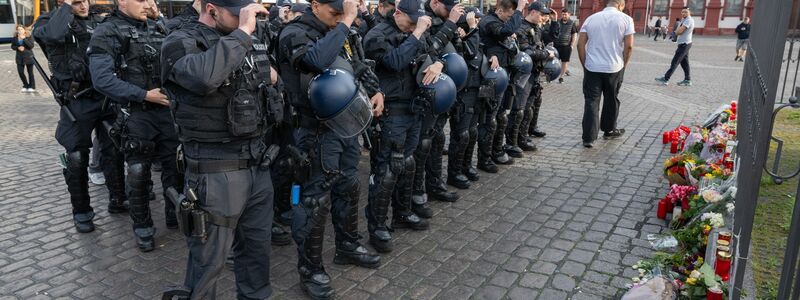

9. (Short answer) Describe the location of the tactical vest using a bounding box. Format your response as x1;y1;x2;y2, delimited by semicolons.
277;16;326;112
105;15;166;91
170;22;272;143
371;22;418;102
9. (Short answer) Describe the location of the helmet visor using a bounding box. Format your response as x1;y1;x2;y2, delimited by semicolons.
322;89;373;138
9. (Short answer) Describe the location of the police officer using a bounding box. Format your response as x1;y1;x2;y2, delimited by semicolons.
446;8;481;189
87;0;178;252
407;0;462;217
371;0;395;26
519;3;553;149
477;0;524;171
34;0;128;233
164;0;200;31
278;0;383;297
160;0;279;298
363;0;437;254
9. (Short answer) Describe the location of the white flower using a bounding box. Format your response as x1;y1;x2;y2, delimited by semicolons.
632;264;639;270
701;212;725;228
632;277;640;283
702;189;723;203
726;203;735;213
690;270;701;279
638;269;646;276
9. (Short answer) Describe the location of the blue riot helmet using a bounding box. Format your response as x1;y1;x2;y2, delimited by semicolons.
545;45;560;59
482;66;509;97
308;69;373;138
541;46;561;82
512;51;533;75
441;52;468;91
417;58;458;114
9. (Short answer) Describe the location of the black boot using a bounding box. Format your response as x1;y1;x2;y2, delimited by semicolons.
368;223;393;253
427;179;459;202
464;127;480;181
272;223;291;246
528;98;546;138
492;110;514;165
73;211;95;233
298;264;334;300
391;213;430;231
367;161;397;253
447;130;471;189
519;106;538;152
105;152;128;213
411;194;433;218
477;128;498;173
134;227;156;252
334;240;381;268
505;109;524;158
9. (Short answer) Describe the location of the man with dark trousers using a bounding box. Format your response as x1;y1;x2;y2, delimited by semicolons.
160;0;283;297
447;8;481;190
477;0;525;172
513;2;554;153
279;0;384;297
410;0;463;216
89;0;181;252
364;0;440;255
577;0;633;148
34;0;128;233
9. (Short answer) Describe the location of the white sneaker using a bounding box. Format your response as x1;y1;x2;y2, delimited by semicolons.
26;88;35;93
88;171;106;185
21;88;28;93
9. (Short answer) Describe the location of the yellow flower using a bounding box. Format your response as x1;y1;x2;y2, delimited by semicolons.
697;257;704;264
704;173;715;179
686;277;698;285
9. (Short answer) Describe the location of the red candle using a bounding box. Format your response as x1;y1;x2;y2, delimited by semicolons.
672;130;679;141
682;197;690;210
670;141;678;153
665;198;674;211
679;140;685;152
657;200;668;219
719;231;732;242
715;251;732;281
707;286;724;300
662;131;669;144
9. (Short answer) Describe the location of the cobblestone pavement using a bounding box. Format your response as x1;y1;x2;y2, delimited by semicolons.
0;35;744;299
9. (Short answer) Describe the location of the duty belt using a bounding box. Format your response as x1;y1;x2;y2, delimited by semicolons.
184;157;257;173
383;102;414;116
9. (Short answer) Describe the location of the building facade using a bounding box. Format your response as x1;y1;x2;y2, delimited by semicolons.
545;0;755;35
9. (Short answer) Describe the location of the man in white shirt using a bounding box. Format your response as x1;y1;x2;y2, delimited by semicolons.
656;9;694;86
577;0;634;148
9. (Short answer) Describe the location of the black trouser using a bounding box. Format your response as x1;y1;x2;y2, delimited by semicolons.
269;124;295;223
124;106;182;229
55;95;125;216
423;113;448;189
448;88;479;177
292;127;362;269
653;28;661;41
477;94;499;161
412;110;438;196
184;164;274;300
664;43;692;81
17;63;34;89
582;69;624;143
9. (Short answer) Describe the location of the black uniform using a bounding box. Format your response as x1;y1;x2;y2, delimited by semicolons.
363;17;433;254
478;10;521;169
33;4;128;233
511;19;550;151
278;10;380;299
88;10;181;252
164;2;199;31
161;21;279;299
447;21;482;188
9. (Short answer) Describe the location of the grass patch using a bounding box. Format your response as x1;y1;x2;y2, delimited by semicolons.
752;108;800;300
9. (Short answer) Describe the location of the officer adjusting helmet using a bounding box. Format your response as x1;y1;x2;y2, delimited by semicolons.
542;46;562;82
416;58;457;114
482;66;509;97
512;51;533;75
441;53;468;91
308;69;373;138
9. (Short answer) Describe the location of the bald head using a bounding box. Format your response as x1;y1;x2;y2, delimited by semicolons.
606;0;625;10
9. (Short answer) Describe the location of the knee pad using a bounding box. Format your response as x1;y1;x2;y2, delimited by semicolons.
66;150;89;170
511;109;524;120
127;163;152;192
419;138;432;154
496;111;508;125
403;155;416;174
389;151;405;175
455;130;469;144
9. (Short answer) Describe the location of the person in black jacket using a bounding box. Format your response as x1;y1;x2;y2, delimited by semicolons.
34;0;129;234
477;0;525;172
653;17;662;41
734;17;750;62
278;0;384;297
160;0;282;297
12;26;35;93
164;0;200;31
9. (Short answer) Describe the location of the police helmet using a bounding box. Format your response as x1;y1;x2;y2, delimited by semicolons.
482;66;509;97
308;69;373;138
543;57;562;82
441;53;469;91
545;45;560;59
420;73;458;114
512;52;533;75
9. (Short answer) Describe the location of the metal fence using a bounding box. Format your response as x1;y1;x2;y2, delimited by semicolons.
731;0;794;299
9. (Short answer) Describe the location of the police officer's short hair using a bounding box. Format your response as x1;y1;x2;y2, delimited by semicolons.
496;0;516;10
201;0;209;12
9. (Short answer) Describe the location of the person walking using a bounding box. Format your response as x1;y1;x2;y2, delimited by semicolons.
577;0;634;148
735;17;751;62
655;9;694;86
12;25;35;93
554;8;577;83
653;17;662;41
